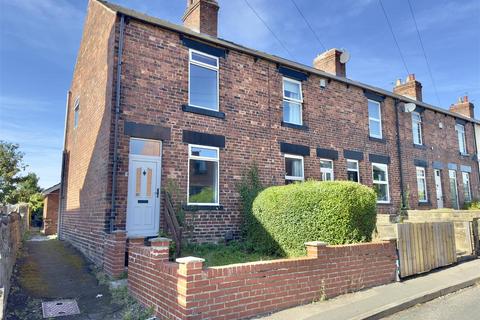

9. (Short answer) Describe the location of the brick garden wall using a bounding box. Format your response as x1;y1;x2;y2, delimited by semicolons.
0;205;28;319
128;238;397;320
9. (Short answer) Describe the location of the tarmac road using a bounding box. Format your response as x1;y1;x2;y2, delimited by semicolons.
385;285;480;320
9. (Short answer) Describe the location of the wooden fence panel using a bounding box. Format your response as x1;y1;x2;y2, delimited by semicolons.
396;222;457;278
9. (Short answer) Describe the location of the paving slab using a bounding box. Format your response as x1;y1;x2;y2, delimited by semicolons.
5;237;123;320
261;259;480;320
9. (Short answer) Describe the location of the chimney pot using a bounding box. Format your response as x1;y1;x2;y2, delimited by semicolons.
313;48;347;77
407;74;416;82
183;0;219;37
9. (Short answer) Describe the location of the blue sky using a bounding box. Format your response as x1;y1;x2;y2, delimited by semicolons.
0;0;479;188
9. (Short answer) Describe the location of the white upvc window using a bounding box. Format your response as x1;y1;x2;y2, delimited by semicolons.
455;124;467;154
320;159;334;181
368;99;382;139
187;144;219;206
282;77;303;125
416;166;428;202
188;49;219;111
412;111;423;145
73;97;80;129
285;154;304;184
347;159;360;182
462;172;472;202
372;163;390;203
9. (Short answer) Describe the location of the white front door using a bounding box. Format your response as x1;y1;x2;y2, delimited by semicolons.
126;139;161;237
434;169;443;208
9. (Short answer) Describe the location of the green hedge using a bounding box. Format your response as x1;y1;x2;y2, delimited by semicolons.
248;180;377;257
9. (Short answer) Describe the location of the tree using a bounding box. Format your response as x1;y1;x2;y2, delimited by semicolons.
11;172;42;203
0;141;26;204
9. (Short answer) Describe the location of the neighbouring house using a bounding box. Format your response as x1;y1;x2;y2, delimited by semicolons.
42;183;60;236
58;0;480;276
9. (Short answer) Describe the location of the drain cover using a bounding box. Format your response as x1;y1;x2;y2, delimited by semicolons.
42;300;80;318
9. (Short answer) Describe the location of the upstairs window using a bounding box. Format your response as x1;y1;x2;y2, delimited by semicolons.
320;159;334;181
416;166;428;202
455;124;467;154
189;50;219;111
372;163;389;203
285;154;304;184
462;172;472;203
73;97;80;129
283;78;303;125
347;159;359;182
368;99;382;138
412;111;423;145
188;145;219;205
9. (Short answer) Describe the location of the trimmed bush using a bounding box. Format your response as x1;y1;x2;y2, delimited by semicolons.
249;180;377;257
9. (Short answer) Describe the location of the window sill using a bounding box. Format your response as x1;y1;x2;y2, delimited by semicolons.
459;152;470;158
376;201;391;205
413;144;427;150
182;105;226;119
418;201;431;206
369;136;386;144
281;121;309;131
183;205;224;211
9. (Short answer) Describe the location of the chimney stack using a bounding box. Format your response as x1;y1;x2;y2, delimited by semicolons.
393;74;423;102
313;49;347;77
182;0;219;37
449;96;474;118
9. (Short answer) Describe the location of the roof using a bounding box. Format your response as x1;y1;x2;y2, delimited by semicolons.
42;183;61;196
97;0;478;124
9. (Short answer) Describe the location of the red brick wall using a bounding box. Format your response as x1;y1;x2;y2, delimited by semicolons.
398;110;478;209
42;190;59;236
128;239;397;320
59;0;117;266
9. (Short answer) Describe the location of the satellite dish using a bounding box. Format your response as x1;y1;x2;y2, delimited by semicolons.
339;50;350;64
404;103;416;113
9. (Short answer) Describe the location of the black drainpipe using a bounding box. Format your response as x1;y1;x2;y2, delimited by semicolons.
395;99;406;210
109;14;125;233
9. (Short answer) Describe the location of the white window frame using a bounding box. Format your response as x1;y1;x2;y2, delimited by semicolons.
462;172;472;202
187;144;220;206
73;96;80;129
282;77;303;125
368;99;382;139
455;124;467;154
372;163;390;203
416;166;428;203
284;154;304;182
188;49;220;112
320;159;334;181
347;159;360;182
412;111;423;145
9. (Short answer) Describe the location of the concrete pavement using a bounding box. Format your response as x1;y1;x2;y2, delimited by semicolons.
261;258;480;320
385;285;480;320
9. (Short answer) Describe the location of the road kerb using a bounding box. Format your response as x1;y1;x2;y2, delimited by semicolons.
352;277;480;320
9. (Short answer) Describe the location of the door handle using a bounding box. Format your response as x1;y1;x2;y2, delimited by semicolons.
156;188;160;198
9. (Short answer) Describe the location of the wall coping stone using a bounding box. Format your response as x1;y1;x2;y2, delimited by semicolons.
304;241;328;247
176;256;205;264
149;237;171;243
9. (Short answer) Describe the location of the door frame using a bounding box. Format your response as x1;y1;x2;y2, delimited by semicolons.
126;144;162;238
434;169;444;209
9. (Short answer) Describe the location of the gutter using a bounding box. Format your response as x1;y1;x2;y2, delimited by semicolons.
394;99;406;210
109;14;125;233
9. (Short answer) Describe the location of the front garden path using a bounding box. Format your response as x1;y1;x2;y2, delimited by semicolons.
6;235;123;319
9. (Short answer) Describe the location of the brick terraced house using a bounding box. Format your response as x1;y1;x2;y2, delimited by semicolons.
58;0;479;275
